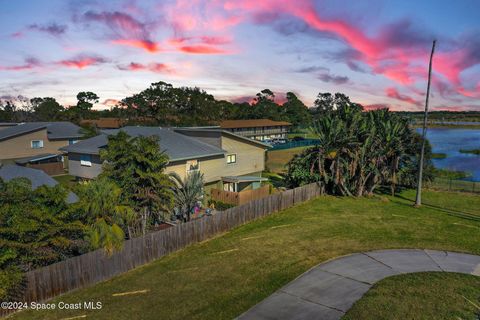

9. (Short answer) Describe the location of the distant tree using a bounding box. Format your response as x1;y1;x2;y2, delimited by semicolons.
31;97;64;121
0;100;17;122
312;92;362;117
250;89;285;121
170;171;205;222
100;131;174;234
76;92;99;111
0;178;85;301
283;92;312;127
122;82;175;125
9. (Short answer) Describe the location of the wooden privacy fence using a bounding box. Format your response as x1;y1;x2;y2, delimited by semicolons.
6;182;321;311
211;185;271;205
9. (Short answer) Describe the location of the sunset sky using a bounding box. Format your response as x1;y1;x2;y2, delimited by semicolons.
1;0;479;111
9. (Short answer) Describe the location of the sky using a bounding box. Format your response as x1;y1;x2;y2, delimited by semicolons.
0;0;479;111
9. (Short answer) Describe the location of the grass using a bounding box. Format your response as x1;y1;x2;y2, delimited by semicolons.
266;146;307;173
460;148;480;155
10;189;480;320
343;272;480;320
52;174;78;190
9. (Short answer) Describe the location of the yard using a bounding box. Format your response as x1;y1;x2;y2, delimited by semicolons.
10;189;480;320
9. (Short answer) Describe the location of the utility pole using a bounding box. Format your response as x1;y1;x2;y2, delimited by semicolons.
415;40;436;207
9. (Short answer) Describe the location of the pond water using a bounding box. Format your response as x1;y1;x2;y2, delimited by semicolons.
418;128;480;181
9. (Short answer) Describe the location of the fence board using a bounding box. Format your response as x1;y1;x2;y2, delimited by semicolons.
2;182;321;316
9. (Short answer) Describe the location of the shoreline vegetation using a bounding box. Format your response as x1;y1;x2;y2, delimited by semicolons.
410;123;480;129
431;153;447;159
459;148;480;155
432;168;471;180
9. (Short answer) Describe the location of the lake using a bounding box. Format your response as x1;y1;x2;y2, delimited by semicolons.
418;128;480;181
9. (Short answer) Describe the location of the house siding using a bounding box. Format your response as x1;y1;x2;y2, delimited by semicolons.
68;152;103;179
0;129;71;163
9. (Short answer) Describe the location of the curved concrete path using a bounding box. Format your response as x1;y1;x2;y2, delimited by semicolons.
238;249;480;320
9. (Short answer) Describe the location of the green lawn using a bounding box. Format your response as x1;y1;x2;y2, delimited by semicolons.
52;174;77;190
266;146;307;173
11;190;480;320
343;272;480;320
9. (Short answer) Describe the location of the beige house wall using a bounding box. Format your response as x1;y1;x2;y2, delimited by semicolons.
165;135;265;184
0;128;71;162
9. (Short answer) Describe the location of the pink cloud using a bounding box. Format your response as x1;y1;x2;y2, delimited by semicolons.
111;39;161;53
83;10;159;54
386;87;421;106
58;55;107;69
118;62;175;74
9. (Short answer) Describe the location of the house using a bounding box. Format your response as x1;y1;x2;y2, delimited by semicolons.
0;122;82;175
0;164;78;203
220;119;291;142
60;126;269;195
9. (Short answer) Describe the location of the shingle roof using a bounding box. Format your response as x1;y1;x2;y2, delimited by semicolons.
0;165;78;203
0;122;82;141
220;119;291;129
61;126;226;161
14;153;60;164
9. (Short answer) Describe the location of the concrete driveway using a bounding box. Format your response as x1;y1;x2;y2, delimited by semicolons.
237;249;480;320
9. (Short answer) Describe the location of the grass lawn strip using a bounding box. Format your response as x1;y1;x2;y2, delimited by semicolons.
10;189;480;320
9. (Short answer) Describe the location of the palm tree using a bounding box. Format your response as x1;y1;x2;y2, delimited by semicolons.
170;171;205;222
76;178;134;254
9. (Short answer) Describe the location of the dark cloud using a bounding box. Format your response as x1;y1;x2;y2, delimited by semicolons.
28;23;68;36
295;66;329;73
318;72;349;85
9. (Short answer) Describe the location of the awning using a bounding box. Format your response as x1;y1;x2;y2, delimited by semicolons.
15;153;60;164
222;175;268;183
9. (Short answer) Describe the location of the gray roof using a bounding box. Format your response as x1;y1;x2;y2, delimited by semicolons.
61;126;226;161
173;127;272;148
15;153;60;164
0;122;82;141
0;165;78;203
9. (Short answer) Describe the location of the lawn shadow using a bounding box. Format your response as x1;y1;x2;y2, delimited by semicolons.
394;194;480;222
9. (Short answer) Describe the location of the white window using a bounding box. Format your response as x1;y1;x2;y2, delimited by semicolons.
186;160;199;173
68;139;78;145
223;182;236;192
31;140;44;149
226;154;236;164
80;154;92;167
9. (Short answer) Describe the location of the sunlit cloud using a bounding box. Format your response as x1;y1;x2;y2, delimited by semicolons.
118;62;175;74
58;55;107;69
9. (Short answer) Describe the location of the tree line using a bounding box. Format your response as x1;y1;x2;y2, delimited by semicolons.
0;82;316;127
